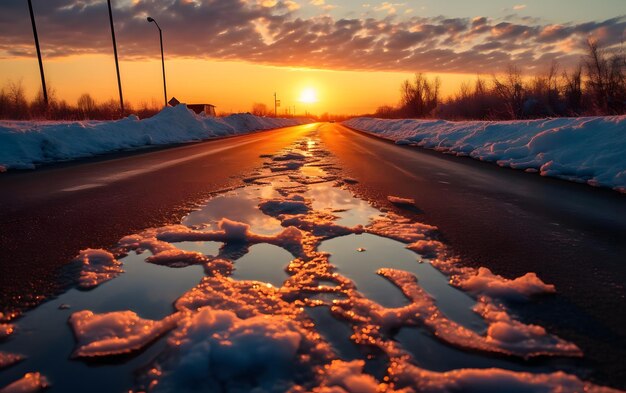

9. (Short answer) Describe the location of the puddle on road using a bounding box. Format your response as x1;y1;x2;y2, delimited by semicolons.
0;252;203;392
182;186;282;235
320;233;486;331
306;182;382;227
0;130;598;392
232;243;292;287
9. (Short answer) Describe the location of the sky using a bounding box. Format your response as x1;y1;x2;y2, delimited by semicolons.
0;0;624;115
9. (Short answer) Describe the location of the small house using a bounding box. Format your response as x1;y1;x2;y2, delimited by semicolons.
168;97;216;117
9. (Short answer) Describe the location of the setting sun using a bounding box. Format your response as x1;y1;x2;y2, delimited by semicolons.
299;88;318;104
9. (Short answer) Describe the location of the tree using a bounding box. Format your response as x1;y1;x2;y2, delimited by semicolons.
251;102;270;117
492;65;525;119
399;73;440;118
77;93;96;118
584;39;626;114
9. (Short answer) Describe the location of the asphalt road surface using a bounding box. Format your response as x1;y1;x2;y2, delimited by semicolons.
1;122;625;387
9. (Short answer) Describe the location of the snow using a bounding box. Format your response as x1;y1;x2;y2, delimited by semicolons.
454;267;556;301
0;352;23;369
378;268;581;358
387;195;416;206
151;307;303;393
0;106;311;170
344;116;626;192
392;361;611;393
316;360;379;393
75;248;123;289
0;323;14;339
69;310;181;357
0;372;49;393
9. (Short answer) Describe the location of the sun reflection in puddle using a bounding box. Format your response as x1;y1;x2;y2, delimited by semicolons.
306;182;383;227
182;186;283;235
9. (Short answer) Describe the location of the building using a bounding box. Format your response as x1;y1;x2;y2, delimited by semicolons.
168;97;216;117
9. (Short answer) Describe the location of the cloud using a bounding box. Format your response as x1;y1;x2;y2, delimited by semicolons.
0;0;624;74
513;4;527;11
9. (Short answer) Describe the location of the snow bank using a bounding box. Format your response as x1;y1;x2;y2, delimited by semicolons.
344;116;626;192
0;106;311;170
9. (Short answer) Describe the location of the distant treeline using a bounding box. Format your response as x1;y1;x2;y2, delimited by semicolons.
375;40;626;120
0;84;160;121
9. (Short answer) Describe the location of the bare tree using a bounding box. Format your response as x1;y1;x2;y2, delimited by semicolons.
251;102;270;117
77;93;96;119
492;65;525;119
399;73;440;118
563;65;583;116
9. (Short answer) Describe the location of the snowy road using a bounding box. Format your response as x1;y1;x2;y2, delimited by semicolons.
1;122;625;390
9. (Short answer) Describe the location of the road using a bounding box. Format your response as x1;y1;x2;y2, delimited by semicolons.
1;122;625;387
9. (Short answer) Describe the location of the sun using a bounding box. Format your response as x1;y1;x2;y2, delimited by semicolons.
299;88;318;104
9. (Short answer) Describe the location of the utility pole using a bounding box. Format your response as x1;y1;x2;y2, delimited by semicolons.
274;92;277;117
27;0;47;108
107;0;124;113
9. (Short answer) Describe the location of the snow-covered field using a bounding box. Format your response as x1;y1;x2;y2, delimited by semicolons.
0;106;311;171
344;116;626;193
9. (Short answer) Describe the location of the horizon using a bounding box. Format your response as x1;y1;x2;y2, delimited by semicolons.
0;0;624;115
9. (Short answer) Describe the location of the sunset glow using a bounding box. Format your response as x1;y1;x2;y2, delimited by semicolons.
0;0;623;115
299;88;318;104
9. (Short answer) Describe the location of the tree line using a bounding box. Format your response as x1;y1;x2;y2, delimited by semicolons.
0;82;160;121
375;40;626;120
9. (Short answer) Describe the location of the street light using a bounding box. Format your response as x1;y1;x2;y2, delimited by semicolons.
147;17;167;108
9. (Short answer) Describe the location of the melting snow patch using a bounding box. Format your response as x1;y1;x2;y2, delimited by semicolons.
76;248;123;289
454;267;556;301
387;195;416;207
391;360;609;393
0;372;49;393
69;310;181;357
0;352;23;369
150;308;304;392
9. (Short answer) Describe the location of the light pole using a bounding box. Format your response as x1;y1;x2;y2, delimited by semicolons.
27;0;47;108
107;0;124;113
147;17;167;108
